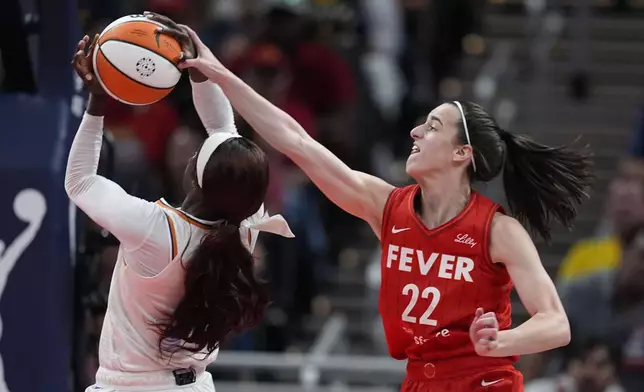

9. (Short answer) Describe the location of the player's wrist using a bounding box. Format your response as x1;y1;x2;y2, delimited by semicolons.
86;94;106;116
202;61;232;84
485;329;518;357
189;69;208;83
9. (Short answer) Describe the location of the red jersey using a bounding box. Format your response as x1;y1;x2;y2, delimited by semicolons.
379;185;515;364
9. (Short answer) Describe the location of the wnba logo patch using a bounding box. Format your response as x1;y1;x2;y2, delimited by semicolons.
136;57;156;77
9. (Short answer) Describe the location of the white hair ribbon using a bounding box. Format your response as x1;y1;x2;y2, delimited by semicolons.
196;132;242;188
240;203;295;252
453;101;477;172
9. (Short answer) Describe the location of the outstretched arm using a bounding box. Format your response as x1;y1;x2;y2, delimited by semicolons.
472;214;570;357
219;71;393;231
178;27;394;233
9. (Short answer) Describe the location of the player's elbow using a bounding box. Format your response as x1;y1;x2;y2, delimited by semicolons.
551;311;571;348
559;318;572;347
286;130;315;160
64;175;76;199
64;173;89;202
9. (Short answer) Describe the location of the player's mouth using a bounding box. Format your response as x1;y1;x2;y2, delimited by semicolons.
410;144;420;155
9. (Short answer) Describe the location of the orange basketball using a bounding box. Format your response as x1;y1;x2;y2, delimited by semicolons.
92;15;183;106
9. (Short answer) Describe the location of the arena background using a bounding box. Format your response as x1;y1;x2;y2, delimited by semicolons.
1;0;643;391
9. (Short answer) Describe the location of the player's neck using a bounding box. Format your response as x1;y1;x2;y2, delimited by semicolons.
181;192;203;218
416;174;471;230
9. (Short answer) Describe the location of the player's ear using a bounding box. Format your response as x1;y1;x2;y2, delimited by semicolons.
453;144;473;164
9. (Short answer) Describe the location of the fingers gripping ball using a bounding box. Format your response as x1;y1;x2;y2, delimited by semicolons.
93;15;183;106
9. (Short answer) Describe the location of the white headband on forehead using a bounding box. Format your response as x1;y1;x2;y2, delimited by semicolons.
196;132;242;188
453;101;477;172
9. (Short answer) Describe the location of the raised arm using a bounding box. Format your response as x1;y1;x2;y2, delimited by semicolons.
66;36;174;277
176;26;394;233
65;95;173;276
145;12;237;138
190;69;237;135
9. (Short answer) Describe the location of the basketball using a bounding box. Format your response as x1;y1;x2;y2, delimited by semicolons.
92;15;183;106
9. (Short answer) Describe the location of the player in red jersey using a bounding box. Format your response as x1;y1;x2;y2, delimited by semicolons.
169;23;592;392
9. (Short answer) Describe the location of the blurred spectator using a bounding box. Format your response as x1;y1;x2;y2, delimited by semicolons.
629;107;644;157
104;100;179;168
162;125;206;205
428;0;483;98
146;0;209;27
525;337;624;392
261;3;357;158
393;0;482;157
101;99;181;202
556;222;644;391
233;43;318;141
359;0;406;122
147;0;189;17
256;2;366;262
558;159;644;285
231;42;317;212
233;42;330;350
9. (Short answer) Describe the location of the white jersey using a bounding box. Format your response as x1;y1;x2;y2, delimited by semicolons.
97;200;217;376
66;80;292;390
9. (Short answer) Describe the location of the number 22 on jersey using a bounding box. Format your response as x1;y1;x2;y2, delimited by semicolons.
401;283;441;326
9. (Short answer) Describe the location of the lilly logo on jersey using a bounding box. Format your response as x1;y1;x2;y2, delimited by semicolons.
454;233;477;248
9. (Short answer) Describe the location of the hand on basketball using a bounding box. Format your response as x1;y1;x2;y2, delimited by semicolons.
143;12;225;80
173;26;227;80
470;308;499;356
71;34;104;95
143;11;196;60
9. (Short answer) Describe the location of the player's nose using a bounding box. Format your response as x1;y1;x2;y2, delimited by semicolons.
410;125;422;140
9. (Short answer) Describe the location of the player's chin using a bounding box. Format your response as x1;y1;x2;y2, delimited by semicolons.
405;155;424;178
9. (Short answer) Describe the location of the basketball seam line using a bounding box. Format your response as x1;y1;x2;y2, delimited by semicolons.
102;37;182;74
98;47;173;91
101;18;167;37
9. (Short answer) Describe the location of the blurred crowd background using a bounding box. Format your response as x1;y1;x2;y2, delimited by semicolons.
2;0;644;391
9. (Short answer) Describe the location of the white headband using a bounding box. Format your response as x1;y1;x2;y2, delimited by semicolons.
193;132;295;251
453;101;477;172
196;132;242;188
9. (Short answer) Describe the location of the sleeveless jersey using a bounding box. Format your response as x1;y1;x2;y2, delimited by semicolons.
97;199;219;379
379;185;515;363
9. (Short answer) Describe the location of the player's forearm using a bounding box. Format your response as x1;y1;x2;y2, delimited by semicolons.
215;69;310;157
489;312;570;357
190;75;237;136
64;112;104;200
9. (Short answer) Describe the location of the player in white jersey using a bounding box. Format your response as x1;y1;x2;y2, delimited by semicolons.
68;34;294;391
